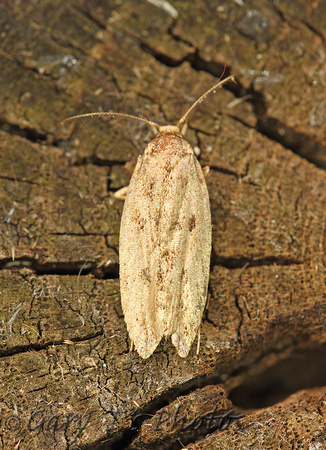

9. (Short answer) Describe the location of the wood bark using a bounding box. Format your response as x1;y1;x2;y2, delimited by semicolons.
0;0;326;448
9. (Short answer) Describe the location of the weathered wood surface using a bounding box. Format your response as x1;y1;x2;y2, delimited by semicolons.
0;0;326;448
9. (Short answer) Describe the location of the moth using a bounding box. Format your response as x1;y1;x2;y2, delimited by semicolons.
63;75;234;358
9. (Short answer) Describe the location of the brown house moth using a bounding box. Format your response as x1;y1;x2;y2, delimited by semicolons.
64;75;234;359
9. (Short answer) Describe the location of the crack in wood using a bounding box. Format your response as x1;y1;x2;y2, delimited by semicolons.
0;330;103;358
213;255;303;269
0;258;119;278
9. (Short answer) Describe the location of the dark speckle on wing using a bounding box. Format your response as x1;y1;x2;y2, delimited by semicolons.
189;214;196;232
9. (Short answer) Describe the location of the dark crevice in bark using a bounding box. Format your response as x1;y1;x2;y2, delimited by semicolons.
229;344;326;409
208;165;261;186
0;330;103;358
77;5;108;31
71;154;127;167
0;257;119;278
213;255;303;269
256;116;326;169
208;165;258;186
234;295;243;345
0;175;39;185
302;19;326;42
0;118;58;145
0;118;130;166
0;120;113;168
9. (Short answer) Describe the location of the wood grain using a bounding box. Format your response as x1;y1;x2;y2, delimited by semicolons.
0;0;325;448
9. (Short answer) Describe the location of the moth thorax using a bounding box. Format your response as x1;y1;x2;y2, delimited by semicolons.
158;125;181;136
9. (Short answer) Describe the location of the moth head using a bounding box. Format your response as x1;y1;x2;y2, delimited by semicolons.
157;125;181;136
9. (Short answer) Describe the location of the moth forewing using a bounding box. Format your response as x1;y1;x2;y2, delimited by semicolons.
169;153;212;357
119;132;211;358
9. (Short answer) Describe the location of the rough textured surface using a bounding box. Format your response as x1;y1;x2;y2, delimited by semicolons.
0;0;326;449
188;387;326;449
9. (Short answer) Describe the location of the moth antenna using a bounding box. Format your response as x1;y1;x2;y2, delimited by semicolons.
61;112;160;131
177;74;235;129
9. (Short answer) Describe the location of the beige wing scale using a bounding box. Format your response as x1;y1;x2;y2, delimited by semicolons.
119;146;211;358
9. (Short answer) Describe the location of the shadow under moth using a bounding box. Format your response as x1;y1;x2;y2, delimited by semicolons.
64;75;234;359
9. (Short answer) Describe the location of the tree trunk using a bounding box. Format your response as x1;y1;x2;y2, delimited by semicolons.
0;1;325;448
